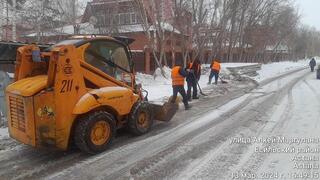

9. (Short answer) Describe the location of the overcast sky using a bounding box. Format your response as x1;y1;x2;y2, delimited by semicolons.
295;0;320;30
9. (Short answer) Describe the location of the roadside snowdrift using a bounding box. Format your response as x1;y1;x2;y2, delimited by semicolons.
136;60;310;101
2;60;310;105
254;60;310;82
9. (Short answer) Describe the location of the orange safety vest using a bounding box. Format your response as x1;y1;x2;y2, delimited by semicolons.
211;61;221;71
171;66;185;86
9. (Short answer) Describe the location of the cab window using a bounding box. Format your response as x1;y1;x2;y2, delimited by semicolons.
84;40;131;81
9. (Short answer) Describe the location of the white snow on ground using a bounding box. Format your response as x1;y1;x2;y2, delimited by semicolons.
136;60;311;101
252;72;320;178
254;59;318;82
205;63;258;68
136;63;258;101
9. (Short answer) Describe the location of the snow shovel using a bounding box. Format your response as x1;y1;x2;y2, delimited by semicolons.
219;76;228;84
196;81;208;96
191;72;208;96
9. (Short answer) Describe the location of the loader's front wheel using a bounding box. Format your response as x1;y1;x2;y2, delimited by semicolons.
128;101;153;135
74;111;116;154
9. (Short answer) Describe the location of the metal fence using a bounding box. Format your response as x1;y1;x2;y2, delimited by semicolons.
0;71;10;127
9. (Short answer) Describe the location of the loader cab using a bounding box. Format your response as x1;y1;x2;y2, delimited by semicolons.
50;36;135;87
84;39;133;83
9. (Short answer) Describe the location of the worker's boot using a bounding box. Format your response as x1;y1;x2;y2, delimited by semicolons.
192;96;199;99
185;104;192;110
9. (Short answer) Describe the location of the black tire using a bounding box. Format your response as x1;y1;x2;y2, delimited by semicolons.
74;111;116;154
128;101;153;135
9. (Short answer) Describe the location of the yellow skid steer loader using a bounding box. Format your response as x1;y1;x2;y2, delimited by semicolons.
4;36;178;154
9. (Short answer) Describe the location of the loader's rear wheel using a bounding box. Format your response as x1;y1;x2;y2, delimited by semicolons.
128;101;153;135
74;111;116;154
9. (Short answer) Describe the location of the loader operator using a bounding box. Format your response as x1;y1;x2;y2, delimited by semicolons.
186;59;201;101
171;64;192;110
208;58;221;84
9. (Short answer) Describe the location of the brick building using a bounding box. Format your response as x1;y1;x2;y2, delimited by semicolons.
82;0;192;73
2;0;192;74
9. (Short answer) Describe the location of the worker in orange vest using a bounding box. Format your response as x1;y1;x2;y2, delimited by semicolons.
186;58;201;101
208;58;221;84
171;63;192;110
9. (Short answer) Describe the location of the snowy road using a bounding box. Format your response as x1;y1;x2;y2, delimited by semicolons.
1;68;319;180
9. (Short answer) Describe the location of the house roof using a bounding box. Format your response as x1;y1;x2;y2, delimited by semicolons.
116;23;181;34
24;23;97;37
25;22;181;38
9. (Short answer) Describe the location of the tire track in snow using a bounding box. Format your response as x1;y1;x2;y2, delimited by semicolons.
108;70;310;179
227;71;307;177
172;70;309;179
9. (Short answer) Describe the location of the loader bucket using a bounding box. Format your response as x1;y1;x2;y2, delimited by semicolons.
151;102;179;122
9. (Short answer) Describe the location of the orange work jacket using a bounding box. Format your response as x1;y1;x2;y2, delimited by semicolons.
211;60;221;72
171;66;185;86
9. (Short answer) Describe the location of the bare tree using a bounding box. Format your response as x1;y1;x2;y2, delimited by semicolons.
133;0;175;77
173;0;192;66
2;0;319;63
16;0;65;42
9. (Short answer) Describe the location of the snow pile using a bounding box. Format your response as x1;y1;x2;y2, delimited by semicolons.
136;63;254;101
136;61;312;101
254;60;309;82
136;66;173;101
220;63;258;68
136;66;172;87
136;64;235;101
153;66;172;82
